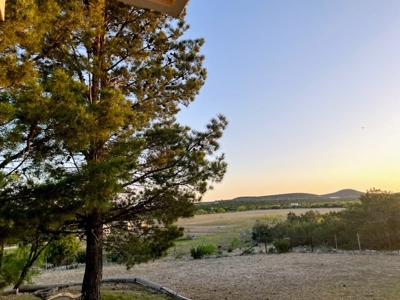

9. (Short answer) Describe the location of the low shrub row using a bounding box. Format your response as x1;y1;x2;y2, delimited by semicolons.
190;244;217;259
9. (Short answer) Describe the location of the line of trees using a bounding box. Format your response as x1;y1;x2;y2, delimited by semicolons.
251;190;400;251
195;199;358;215
0;1;227;299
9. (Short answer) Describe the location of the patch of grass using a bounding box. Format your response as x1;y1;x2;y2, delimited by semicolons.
190;244;217;259
0;284;173;300
174;233;235;254
102;287;173;300
3;248;17;255
174;250;185;259
0;294;35;300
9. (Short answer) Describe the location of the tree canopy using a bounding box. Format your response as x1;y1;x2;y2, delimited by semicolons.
0;1;227;299
253;189;400;251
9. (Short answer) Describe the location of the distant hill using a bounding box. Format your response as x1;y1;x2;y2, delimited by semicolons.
224;189;364;202
232;193;320;202
196;189;366;213
321;189;364;199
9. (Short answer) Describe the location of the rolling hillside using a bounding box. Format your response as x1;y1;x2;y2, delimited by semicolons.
228;189;364;202
195;189;365;214
321;189;364;199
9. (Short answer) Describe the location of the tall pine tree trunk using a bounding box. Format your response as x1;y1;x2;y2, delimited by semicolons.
82;209;103;300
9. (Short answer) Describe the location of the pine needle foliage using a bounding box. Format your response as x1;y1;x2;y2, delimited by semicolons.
0;1;227;299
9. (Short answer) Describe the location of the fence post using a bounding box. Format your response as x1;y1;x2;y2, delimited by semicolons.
357;233;361;251
310;235;314;253
334;234;338;250
290;236;293;251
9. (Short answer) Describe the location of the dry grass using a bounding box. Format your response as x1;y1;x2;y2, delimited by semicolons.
31;252;400;300
0;284;172;300
173;208;343;253
176;208;342;227
30;209;396;299
9;208;397;300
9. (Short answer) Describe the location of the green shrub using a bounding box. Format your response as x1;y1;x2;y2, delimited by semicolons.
244;241;252;248
0;245;41;290
273;239;291;253
190;244;216;259
105;248;123;263
228;237;241;252
75;250;86;264
268;246;275;253
44;234;80;267
236;206;247;212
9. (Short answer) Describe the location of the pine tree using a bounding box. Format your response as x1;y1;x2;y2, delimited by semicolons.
0;1;227;299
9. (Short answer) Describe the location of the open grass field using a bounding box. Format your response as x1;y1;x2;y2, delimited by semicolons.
177;208;342;226
173;208;342;254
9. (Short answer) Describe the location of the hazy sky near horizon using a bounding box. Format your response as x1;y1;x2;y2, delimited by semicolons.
177;0;400;201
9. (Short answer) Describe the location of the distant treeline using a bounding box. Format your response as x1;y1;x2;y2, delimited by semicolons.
195;198;360;215
250;189;400;251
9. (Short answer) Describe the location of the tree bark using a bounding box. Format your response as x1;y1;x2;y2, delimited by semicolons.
81;209;103;300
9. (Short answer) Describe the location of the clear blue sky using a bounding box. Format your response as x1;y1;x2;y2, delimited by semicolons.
177;0;400;201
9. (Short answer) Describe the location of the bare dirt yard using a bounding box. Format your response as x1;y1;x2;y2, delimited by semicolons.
34;252;400;300
29;209;399;299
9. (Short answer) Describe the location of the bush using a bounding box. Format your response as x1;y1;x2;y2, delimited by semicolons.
75;250;86;264
228;237;241;252
44;234;80;267
236;206;247;212
0;245;41;290
268;246;275;253
195;209;207;215
190;244;216;259
105;248;123;263
273;239;291;253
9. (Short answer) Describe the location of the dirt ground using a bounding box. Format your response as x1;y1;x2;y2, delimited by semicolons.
33;252;400;300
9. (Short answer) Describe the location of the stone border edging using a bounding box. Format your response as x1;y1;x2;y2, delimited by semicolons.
1;277;192;300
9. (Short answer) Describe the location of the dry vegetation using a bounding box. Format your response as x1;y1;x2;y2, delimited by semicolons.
30;252;400;300
176;208;342;227
0;284;173;300
21;209;399;300
3;209;398;299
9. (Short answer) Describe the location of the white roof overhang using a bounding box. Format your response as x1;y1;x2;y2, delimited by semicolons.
0;0;189;21
119;0;189;17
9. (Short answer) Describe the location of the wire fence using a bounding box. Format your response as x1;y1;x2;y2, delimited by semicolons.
180;228;400;254
286;232;400;252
